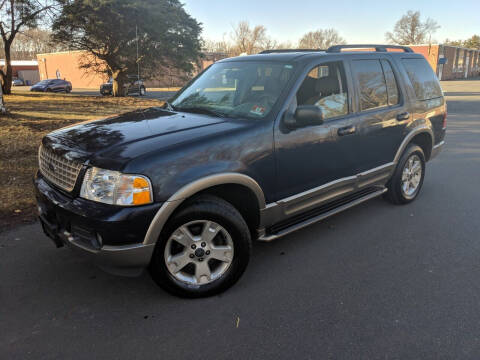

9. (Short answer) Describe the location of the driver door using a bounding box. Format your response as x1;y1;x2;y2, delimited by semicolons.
274;60;359;208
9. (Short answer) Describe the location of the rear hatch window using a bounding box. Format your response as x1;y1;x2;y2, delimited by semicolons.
401;58;443;100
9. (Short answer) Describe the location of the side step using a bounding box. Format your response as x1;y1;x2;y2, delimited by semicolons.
258;187;387;242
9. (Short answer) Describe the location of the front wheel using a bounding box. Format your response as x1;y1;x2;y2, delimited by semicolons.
149;195;251;298
139;86;146;96
384;144;426;204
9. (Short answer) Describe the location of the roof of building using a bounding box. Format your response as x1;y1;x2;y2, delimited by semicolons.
409;44;480;51
0;60;38;66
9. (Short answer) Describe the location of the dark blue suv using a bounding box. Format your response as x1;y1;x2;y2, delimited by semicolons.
35;45;446;297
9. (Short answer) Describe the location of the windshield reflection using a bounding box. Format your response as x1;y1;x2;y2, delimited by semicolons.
172;62;296;119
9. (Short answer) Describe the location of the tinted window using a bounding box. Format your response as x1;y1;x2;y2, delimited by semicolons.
296;61;348;120
380;59;399;106
352;60;388;111
402;58;442;100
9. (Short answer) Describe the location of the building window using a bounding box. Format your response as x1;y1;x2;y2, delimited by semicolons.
453;48;458;72
457;49;465;72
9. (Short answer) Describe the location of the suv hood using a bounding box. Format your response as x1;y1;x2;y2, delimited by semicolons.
43;107;233;168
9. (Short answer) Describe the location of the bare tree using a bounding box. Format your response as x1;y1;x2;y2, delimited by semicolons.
203;37;233;55
0;0;57;94
5;28;62;59
230;21;270;55
298;29;346;49
386;10;440;45
443;38;464;47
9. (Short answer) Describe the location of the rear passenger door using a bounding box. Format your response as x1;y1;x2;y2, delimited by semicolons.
347;55;409;172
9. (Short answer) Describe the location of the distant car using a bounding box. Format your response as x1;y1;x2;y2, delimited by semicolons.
31;79;72;93
100;76;146;96
12;79;24;86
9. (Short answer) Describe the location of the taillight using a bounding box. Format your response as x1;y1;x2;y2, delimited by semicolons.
442;104;447;129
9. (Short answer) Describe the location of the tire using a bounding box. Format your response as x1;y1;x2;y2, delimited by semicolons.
384;144;426;205
46;88;52;92
149;195;251;298
139;86;146;96
65;87;71;93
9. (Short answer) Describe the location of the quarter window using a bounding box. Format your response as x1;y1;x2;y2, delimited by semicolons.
352;59;388;111
296;61;348;120
402;58;443;100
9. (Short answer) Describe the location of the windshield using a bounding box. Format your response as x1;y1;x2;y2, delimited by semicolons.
172;61;296;119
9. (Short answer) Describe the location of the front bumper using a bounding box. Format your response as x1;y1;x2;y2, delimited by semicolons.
35;173;162;276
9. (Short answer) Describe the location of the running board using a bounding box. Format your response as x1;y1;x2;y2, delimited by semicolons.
258;187;387;242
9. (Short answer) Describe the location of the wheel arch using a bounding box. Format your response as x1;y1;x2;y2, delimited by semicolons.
394;127;434;164
143;173;265;245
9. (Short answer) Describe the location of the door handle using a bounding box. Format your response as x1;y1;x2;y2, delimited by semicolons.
396;112;410;121
337;125;356;136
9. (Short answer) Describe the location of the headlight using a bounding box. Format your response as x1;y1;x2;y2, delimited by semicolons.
80;167;153;206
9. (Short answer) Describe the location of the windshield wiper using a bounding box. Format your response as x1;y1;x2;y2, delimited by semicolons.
175;106;227;118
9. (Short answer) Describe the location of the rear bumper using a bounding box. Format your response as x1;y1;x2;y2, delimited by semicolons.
35;172;161;276
430;140;445;160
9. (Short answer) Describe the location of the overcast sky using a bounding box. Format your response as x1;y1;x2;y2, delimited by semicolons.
182;0;479;45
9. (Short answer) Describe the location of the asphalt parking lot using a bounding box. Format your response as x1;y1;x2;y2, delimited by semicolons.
1;79;480;359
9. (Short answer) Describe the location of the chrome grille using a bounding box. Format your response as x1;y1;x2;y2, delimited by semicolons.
38;145;83;192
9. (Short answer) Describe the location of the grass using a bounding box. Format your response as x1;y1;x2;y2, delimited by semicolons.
0;91;163;232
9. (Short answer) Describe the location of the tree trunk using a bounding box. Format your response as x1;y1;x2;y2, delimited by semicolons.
112;70;127;97
0;82;6;114
2;45;13;95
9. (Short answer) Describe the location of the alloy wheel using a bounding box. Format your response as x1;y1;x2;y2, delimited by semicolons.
401;154;423;199
164;220;234;285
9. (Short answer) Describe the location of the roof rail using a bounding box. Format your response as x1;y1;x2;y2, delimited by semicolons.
326;44;414;53
259;49;326;54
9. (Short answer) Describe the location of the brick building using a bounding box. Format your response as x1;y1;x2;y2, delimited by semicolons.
409;44;480;80
36;50;227;89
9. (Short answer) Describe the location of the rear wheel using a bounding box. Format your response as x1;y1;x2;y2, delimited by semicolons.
384;144;426;204
139;86;146;96
149;195;251;298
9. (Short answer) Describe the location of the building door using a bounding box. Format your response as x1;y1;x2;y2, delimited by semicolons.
438;55;444;80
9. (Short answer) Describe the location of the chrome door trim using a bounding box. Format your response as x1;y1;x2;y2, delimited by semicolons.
259;187;388;242
261;162;395;228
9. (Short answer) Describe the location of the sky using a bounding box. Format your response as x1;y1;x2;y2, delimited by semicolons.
182;0;480;45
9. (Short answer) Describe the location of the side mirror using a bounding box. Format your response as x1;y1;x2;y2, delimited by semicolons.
284;105;324;129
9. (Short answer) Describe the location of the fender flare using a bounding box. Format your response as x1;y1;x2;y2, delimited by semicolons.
143;173;266;245
393;126;434;164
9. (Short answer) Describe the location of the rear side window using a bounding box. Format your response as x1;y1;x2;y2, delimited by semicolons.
351;60;388;111
402;58;442;100
380;59;399;106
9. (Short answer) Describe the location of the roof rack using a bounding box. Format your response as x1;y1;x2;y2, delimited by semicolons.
326;44;414;53
259;49;325;54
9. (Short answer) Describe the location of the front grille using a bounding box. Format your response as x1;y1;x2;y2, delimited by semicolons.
38;145;83;192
